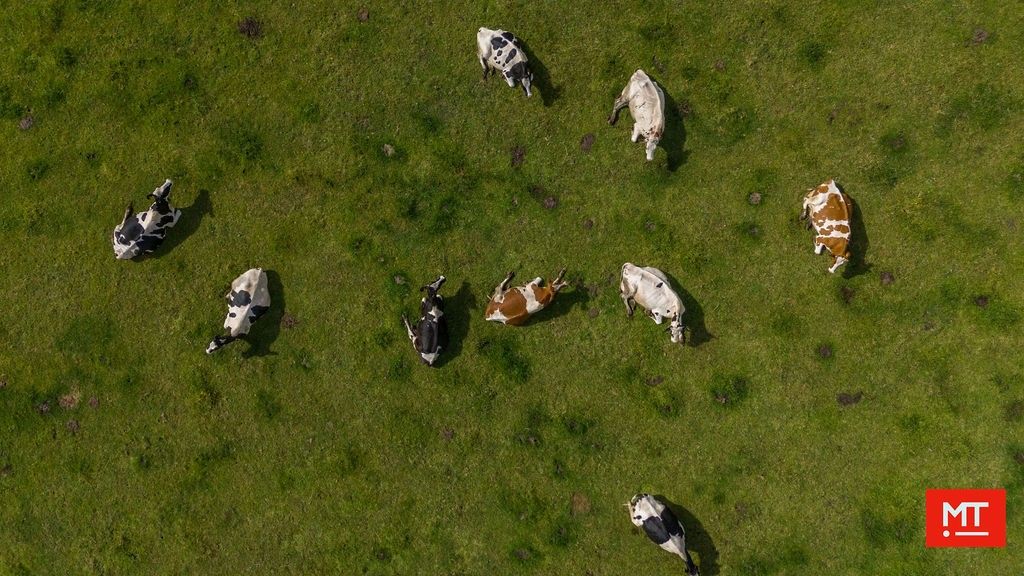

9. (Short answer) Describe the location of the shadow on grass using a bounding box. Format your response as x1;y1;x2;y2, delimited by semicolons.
434;281;475;368
661;270;713;347
657;80;689;172
150;188;212;260
841;188;871;279
243;269;285;358
655;495;720;576
519;39;560;107
531;279;590;325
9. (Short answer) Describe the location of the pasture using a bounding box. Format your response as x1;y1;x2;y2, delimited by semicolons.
1;1;1022;573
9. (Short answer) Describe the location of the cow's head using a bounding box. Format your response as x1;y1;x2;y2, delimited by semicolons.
645;130;661;161
148;179;173;201
113;203;140;260
627;493;651;526
421;275;447;298
205;334;235;354
668;312;686;344
508;61;533;97
113;236;140;260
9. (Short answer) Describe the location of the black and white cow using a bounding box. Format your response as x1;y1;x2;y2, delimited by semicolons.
206;268;271;354
112;178;181;259
629;494;700;575
402;275;448;367
476;27;533;97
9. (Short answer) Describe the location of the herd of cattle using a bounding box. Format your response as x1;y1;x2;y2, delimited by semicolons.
104;26;864;572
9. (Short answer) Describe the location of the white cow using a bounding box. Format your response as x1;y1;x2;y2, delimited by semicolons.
206;268;271;354
476;27;533;97
628;494;700;575
619;263;685;344
608;69;666;161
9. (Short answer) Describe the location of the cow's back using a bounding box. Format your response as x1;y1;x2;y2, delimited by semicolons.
485;289;529;325
628;266;681;315
627;71;665;130
224;268;270;336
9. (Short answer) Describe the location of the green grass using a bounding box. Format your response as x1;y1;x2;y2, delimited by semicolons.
1;1;1023;574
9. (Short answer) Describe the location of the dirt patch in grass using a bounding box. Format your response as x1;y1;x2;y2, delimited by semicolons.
511;146;525;168
974;295;989;308
817;344;833;359
881;271;895;285
1005;400;1023;422
580;133;595;152
837;391;863;407
237;17;263;39
840;286;855;304
967;28;989;46
59;388;80;410
281;313;300;329
570;492;590;516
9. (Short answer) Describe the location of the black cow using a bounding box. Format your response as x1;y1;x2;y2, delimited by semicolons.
402;275;448;367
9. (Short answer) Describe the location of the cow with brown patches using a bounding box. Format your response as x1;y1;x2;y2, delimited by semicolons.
800;179;852;273
485;269;568;325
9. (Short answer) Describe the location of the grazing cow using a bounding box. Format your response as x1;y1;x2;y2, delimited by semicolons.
485;269;568;325
628;494;700;575
112;179;181;259
800;179;852;273
619;263;686;344
608;69;666;161
206;268;271;354
402;275;449;367
477;27;534;97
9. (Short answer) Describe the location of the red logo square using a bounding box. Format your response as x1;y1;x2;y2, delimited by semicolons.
926;489;1006;547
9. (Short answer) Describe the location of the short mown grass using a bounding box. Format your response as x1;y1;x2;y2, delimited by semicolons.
1;1;1022;574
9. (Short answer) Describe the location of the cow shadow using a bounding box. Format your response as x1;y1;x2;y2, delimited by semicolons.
434;281;475;368
657;81;689;172
149;188;212;259
518;40;560;107
661;271;713;347
655;495;720;576
530;280;590;324
841;190;871;279
243;269;285;358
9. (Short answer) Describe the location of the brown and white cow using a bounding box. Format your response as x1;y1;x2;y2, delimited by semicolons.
800;179;852;273
484;269;568;325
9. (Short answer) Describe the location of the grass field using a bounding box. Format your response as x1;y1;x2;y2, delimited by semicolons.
1;1;1023;574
